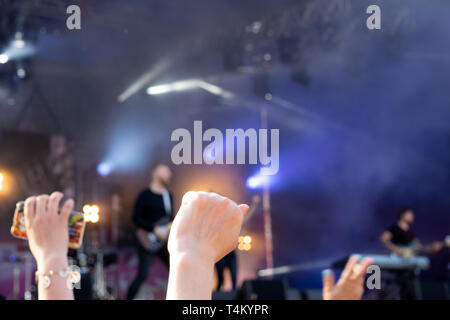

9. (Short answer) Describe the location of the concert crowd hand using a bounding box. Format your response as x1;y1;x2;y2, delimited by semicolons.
322;255;374;300
24;192;75;300
167;191;248;300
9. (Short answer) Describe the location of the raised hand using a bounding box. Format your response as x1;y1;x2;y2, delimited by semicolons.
322;255;374;300
24;192;74;265
24;192;74;300
167;191;248;299
168;191;248;265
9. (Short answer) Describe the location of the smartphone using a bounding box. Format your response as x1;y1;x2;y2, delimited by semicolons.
10;201;86;249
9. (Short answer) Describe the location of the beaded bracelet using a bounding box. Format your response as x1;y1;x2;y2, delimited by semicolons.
35;266;81;289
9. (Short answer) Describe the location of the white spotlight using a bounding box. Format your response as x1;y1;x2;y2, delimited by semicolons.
13;32;26;49
17;68;26;78
13;39;25;49
146;79;199;95
197;80;233;98
146;84;173;95
0;54;9;64
146;79;233;98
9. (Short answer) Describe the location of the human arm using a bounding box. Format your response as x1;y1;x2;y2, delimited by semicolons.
415;239;444;254
322;255;374;300
166;191;248;300
380;231;403;256
24;192;75;300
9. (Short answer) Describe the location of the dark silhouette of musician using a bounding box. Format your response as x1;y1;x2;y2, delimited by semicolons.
126;163;173;300
380;207;443;299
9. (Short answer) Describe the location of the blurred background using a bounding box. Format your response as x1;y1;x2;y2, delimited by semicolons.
0;0;449;300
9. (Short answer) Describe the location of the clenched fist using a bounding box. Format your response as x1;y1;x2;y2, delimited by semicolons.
168;191;248;264
167;191;248;299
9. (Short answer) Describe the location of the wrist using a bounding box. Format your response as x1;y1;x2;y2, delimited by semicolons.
36;254;69;272
168;251;215;300
170;251;215;271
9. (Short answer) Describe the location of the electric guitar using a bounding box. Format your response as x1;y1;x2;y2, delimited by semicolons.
136;217;172;253
396;236;450;258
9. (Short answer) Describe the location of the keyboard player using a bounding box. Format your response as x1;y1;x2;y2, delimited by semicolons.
380;207;443;258
379;207;443;299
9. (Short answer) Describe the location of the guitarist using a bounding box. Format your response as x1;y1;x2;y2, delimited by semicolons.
126;163;173;300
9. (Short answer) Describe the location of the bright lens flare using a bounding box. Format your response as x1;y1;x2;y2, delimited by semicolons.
0;171;11;194
238;234;253;251
246;174;270;189
90;211;100;223
83;205;92;213
146;79;233;98
0;54;8;64
83;204;100;223
97;162;112;177
90;205;99;215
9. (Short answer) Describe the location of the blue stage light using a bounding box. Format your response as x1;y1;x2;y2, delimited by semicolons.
246;173;270;189
97;162;112;177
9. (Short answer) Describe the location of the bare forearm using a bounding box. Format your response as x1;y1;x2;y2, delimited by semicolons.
381;239;398;253
37;255;74;300
167;253;214;300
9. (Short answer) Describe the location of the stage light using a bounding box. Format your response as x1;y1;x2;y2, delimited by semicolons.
197;81;233;98
101;126;150;173
83;204;100;223
1;36;35;63
90;206;100;223
83;205;92;222
83;204;91;214
147;79;199;95
264;53;272;61
90;214;99;223
246;173;270;189
251;21;262;34
146;84;171;95
13;40;25;49
247;176;258;189
90;205;99;215
0;171;12;195
97;162;112;177
12;32;26;49
0;54;9;64
243;235;252;244
146;79;233;98
118;58;173;102
16;68;26;79
238;234;252;251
